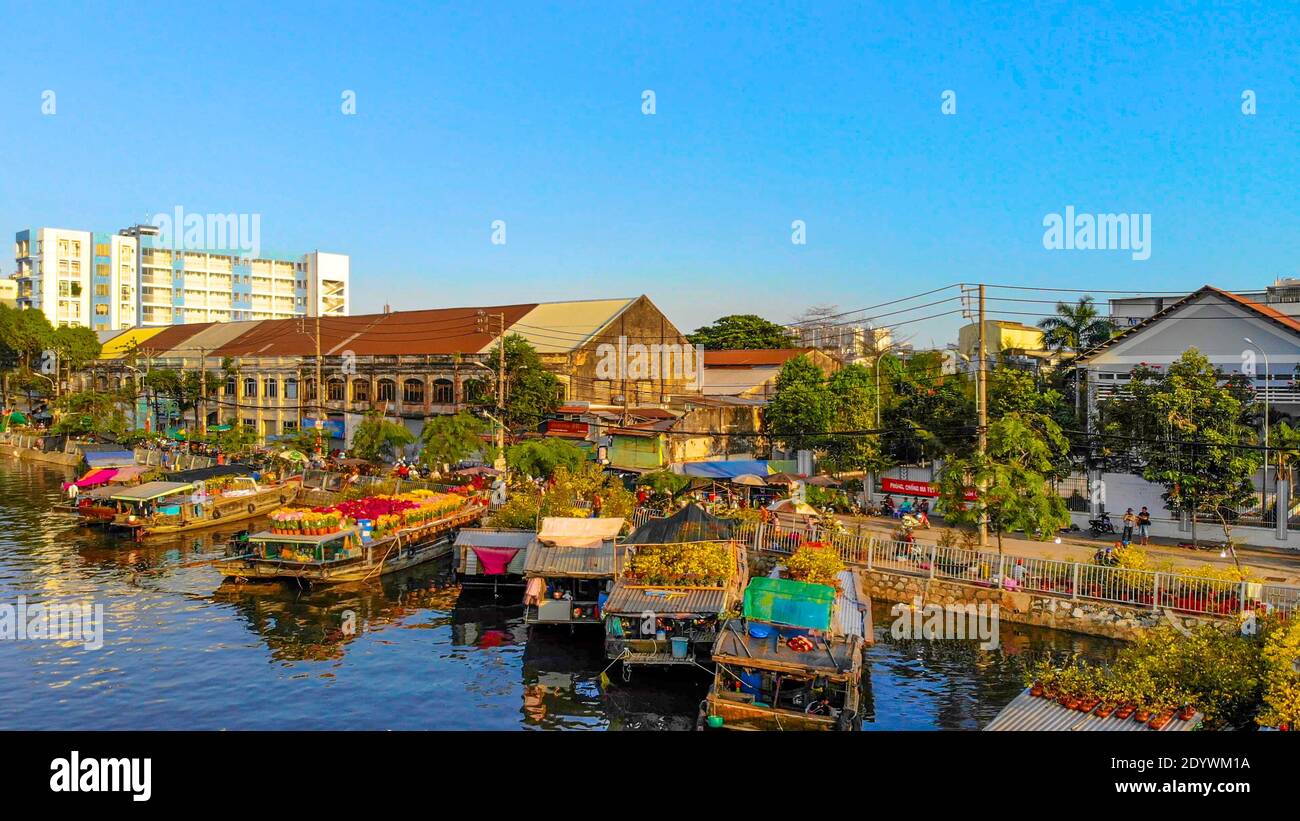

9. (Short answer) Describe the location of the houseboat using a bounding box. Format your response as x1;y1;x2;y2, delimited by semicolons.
454;528;534;593
523;517;626;629
105;474;299;539
602;505;748;674
702;570;872;731
214;493;483;584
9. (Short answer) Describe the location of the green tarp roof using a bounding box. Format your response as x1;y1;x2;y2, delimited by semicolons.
742;576;835;631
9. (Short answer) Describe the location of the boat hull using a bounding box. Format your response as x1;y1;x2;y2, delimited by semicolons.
110;485;297;538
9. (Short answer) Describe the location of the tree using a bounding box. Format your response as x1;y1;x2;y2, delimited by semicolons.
51;389;130;437
0;304;54;371
505;438;586;479
938;412;1070;556
479;335;560;429
350;411;415;462
419;411;489;471
763;354;833;452
687;314;798;350
1038;296;1114;418
1132;349;1262;549
881;353;973;463
51;325;101;372
822;363;888;474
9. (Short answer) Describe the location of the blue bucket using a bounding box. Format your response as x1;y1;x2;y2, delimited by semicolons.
748;623;772;639
670;636;689;659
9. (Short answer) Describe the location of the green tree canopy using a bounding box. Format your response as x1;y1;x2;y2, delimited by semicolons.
479;335;561;429
419;411;490;471
763;354;833;451
51;325;101;371
505;437;587;479
687;314;798;350
823;363;888;474
350;411;416;462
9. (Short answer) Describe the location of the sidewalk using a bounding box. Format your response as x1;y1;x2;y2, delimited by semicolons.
833;514;1300;586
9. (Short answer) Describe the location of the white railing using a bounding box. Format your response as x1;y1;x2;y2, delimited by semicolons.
749;523;1300;619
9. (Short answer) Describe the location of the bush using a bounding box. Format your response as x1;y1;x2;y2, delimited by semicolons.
784;542;845;588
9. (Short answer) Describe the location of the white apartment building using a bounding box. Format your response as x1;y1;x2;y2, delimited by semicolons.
14;224;350;330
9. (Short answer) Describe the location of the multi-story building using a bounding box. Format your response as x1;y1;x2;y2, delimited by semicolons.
0;276;17;308
14;224;349;330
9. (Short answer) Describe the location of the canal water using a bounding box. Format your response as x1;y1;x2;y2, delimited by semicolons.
0;458;1119;730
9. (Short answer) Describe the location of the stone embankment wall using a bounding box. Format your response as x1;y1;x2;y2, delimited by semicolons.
860;568;1229;641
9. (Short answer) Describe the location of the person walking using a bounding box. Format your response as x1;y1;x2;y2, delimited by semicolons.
1121;508;1136;544
1137;506;1152;546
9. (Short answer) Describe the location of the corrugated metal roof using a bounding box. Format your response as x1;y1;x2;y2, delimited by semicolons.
149;320;264;358
507;298;637;354
99;327;167;359
454;529;537;549
524;542;625;578
604;583;729;615
712;619;862;675
703;348;815;366
136;323;214;356
834;570;868;639
984;690;1202;731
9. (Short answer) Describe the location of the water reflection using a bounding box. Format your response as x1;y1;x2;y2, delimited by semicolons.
0;458;1120;730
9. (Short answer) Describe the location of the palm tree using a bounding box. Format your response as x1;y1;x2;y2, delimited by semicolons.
1038;296;1114;418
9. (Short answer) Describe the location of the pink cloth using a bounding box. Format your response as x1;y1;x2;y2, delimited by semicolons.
63;468;117;491
524;577;545;606
472;546;520;575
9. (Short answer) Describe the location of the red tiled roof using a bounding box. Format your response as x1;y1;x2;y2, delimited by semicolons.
702;348;813;367
136;323;216;356
1210;287;1300;334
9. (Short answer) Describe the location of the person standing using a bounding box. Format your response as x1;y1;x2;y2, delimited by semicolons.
1121;508;1136;544
1137;506;1152;545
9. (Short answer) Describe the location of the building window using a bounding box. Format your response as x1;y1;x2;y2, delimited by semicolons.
463;378;486;403
403;379;425;404
327;379;345;401
376;379;396;403
304;379;317;401
431;379;453;404
265;377;278;399
225;377;236;396
285;378;298;400
243;377;257;398
352;379;369;403
242;418;256;430
283;420;298;433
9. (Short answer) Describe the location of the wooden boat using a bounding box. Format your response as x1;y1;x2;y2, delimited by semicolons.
106;477;299;538
453;528;534;592
523;517;626;628
701;570;872;731
602;539;748;674
213;503;484;584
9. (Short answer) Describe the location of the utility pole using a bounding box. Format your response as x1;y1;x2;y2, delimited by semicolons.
477;311;507;470
198;347;208;437
977;284;988;547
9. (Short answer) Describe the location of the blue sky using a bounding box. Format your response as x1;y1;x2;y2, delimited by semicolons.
3;2;1297;346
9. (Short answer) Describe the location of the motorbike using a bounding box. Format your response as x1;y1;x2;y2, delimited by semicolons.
1088;513;1116;537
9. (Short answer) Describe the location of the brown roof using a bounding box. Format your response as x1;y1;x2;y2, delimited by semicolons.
136;323;216;356
703;348;814;367
212;304;539;357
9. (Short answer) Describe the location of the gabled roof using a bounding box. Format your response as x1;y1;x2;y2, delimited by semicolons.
703;348;816;367
1075;285;1300;365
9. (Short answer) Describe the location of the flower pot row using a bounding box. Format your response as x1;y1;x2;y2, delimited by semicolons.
1028;681;1194;728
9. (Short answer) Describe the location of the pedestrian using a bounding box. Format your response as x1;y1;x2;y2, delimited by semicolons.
1137;506;1152;545
1121;508;1136;543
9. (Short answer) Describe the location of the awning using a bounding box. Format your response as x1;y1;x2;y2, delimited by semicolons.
680;459;772;479
65;468;118;490
108;465;150;484
537;517;625;548
83;450;136;469
110;481;195;502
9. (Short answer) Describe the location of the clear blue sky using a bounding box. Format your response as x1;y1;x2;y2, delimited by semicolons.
3;2;1297;347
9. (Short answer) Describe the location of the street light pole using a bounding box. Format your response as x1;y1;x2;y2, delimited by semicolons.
1244;337;1274;532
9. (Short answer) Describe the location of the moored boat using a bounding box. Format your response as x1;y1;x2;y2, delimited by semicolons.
105;475;300;538
701;570;872;731
523;517;626;628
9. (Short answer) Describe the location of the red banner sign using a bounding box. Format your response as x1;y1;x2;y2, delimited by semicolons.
881;477;976;501
546;420;589;436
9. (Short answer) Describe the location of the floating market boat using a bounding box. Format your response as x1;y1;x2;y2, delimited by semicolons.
523;517;626;629
701;570;871;731
213;490;484;584
105;474;300;538
454;528;534;592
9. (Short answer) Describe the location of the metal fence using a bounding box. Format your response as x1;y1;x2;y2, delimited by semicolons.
746;522;1300;619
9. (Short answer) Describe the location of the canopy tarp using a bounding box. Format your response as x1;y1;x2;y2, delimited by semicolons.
730;473;768;487
625;503;738;545
680;459;772;479
108;465;151;483
83;449;137;469
110;481;195;502
536;516;625;548
169;465;256;483
742;576;835;632
63;468;118;490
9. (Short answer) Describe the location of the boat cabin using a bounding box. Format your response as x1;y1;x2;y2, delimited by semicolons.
704;573;870;731
454;528;534;591
109;481;197;524
243;529;365;565
523;517;626;626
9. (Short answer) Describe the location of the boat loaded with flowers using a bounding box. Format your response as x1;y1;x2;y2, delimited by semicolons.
104;474;300;539
214;489;483;584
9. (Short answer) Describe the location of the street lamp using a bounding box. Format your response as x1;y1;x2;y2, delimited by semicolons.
1243;337;1274;533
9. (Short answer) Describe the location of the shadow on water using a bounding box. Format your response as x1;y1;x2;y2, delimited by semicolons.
0;457;1120;730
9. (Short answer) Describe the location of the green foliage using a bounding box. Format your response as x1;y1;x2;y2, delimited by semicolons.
686;314;798;350
51;325;101;371
1258;617;1300;729
639;470;691;496
763;354;833;451
51;389;130;437
938;412;1070;552
350;411;415;461
0;304;55;370
419;411;490;470
208;421;259;454
1037;296;1114;353
822;364;888;474
882;356;973;463
505;437;586;479
489;463;634;529
479;335;560;428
